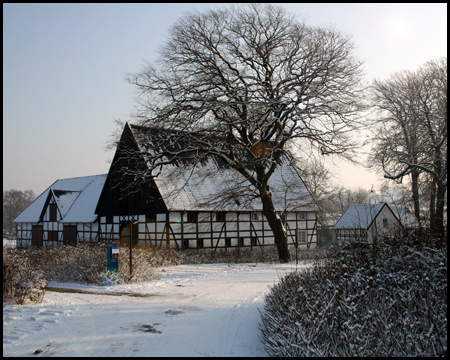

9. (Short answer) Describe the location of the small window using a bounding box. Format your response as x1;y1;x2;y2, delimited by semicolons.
297;230;307;243
299;212;306;220
225;237;231;247
182;239;189;249
251;212;259;221
187;212;198;223
239;237;245;246
251;237;257;246
382;218;388;227
197;239;203;248
216;212;226;222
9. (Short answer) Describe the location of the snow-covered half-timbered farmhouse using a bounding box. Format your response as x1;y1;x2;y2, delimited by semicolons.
12;123;320;250
333;202;403;244
12;175;107;247
94;123;321;250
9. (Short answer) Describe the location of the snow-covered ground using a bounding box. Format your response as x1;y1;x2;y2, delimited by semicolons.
3;262;310;357
3;238;16;248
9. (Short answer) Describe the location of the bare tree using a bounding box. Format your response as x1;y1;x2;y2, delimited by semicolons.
369;71;422;223
369;58;447;236
3;189;35;236
125;4;364;262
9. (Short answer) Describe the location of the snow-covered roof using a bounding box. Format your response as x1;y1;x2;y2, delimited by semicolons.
154;160;319;212
12;174;107;224
333;203;387;229
391;206;420;228
128;124;320;213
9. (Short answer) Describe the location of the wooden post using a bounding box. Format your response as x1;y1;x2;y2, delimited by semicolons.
129;224;132;280
165;224;170;249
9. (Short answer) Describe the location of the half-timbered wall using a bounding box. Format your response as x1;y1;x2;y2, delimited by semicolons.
15;193;100;247
16;207;317;250
98;210;318;250
15;222;100;247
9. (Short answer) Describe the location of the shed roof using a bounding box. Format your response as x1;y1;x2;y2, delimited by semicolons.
333;203;388;230
12;174;107;224
391;206;420;228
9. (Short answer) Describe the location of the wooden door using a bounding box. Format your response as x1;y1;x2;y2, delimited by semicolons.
119;221;139;246
31;225;43;247
63;225;78;246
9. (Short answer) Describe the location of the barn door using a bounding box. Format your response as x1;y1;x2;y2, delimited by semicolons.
119;221;139;246
63;225;78;246
31;225;43;247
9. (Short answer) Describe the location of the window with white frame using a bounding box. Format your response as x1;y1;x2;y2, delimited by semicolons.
297;230;307;243
251;212;259;221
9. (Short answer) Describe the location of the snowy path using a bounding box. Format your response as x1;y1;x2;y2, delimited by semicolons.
3;262;308;357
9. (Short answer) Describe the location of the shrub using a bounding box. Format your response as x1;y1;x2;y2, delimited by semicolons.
117;245;168;283
3;243;171;298
3;248;47;305
259;236;447;356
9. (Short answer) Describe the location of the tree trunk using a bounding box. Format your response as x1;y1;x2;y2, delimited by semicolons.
410;170;421;227
429;178;437;229
433;157;446;239
260;186;290;263
433;179;446;238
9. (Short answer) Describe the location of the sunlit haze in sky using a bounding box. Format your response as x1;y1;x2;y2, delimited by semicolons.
3;3;447;196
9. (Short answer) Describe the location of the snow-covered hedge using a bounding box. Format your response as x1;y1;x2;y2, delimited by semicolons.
3;242;330;304
3;249;46;305
175;245;329;264
259;237;447;356
3;244;172;302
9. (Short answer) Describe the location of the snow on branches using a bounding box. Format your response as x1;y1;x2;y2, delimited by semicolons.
259;236;447;356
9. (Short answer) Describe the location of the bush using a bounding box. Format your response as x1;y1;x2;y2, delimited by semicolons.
3;248;47;305
3;241;329;304
259;236;447;356
173;245;329;265
117;245;172;283
3;243;163;304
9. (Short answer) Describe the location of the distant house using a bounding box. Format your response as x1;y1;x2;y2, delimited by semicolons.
12;175;107;247
94;123;321;250
333;202;403;244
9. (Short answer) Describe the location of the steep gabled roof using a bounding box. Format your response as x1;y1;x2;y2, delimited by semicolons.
127;123;320;212
333;203;398;230
12;174;107;224
391;206;420;228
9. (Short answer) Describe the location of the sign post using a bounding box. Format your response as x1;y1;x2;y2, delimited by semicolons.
251;141;267;158
107;243;119;272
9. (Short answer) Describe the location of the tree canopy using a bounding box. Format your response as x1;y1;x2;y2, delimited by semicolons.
369;57;447;235
125;4;365;261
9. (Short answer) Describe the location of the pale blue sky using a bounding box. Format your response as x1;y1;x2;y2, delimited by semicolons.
3;3;447;196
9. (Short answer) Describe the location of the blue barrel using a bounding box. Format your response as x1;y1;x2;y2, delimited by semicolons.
107;243;119;272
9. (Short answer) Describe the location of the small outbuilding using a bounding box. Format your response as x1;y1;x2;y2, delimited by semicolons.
333;202;403;244
12;174;107;247
390;206;420;229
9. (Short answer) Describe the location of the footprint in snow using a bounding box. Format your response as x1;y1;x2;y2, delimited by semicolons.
165;309;183;316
